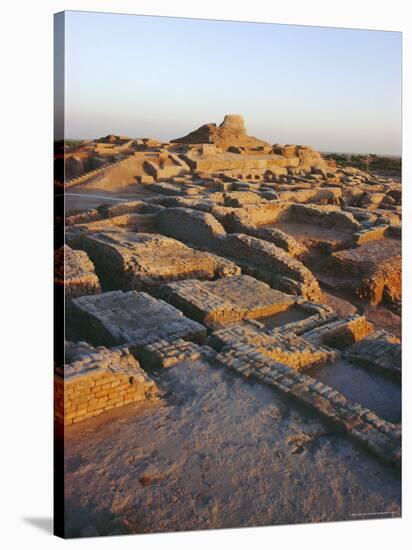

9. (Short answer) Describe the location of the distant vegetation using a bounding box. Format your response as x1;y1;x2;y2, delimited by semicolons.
325;153;401;175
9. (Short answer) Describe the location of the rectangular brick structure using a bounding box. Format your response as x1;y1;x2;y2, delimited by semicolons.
55;342;158;426
344;330;401;380
79;231;239;290
162;275;295;327
219;233;322;301
213;341;400;470
55;244;101;299
71;291;207;354
331;238;401;306
210;323;336;370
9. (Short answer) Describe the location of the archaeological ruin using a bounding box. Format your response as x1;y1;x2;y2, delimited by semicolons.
57;114;402;535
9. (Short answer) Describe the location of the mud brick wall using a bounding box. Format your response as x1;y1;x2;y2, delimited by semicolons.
248;225;305;256
138;338;203;369
54;245;101;299
277;187;342;205
291;204;361;231
71;291;207;350
59;270;101;301
156;206;227;248
331;240;401;305
219;213;305;257
55;346;158;426
162;275;295;327
65;209;104;226
213;341;401;470
102;200;164;218
209;323;336;370
162;279;236;326
165;195;224;211
78;234;128;290
354;224;390;245
301;315;374;349
220;233;322;301
62;277;101;300
80;231;240;292
212;202;293;228
222;191;262;207
344;330;401;380
275;308;338;337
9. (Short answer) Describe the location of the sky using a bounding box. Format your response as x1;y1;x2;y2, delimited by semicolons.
62;11;402;155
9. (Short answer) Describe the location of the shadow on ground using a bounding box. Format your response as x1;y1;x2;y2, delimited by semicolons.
22;517;53;534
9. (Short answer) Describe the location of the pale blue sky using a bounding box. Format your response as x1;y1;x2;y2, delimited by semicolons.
63;11;401;155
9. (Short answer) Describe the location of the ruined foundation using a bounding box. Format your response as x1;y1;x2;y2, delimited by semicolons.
59;114;401;536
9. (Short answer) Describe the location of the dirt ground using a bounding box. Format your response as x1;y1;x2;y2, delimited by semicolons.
61;184;161;213
64;356;400;538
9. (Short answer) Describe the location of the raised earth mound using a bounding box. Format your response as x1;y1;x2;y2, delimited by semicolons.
171;114;269;150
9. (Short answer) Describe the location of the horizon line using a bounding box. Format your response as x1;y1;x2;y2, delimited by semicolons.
61;136;402;158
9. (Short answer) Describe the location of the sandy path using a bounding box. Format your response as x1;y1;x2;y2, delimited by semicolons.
64;356;400;538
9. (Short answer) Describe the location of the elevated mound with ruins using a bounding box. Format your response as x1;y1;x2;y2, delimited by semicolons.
171;114;269;150
60;114;335;192
58;112;402;535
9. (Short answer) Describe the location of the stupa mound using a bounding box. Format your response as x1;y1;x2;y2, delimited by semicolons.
172;114;269;150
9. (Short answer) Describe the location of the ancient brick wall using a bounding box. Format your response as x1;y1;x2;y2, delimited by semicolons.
212;202;293;228
331;240;401;305
55;245;101;299
79;231;239;291
156;206;227;248
71;291;207;350
291;204;361;231
220;233;322;301
216;211;305;256
55;344;158;426
212;340;400;470
162;275;296;327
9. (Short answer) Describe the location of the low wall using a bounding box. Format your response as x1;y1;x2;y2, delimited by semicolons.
291;204;361;231
212;202;293;227
213;341;400;470
220;233;322;302
156;207;227;249
55;344;158;426
54;245;101;299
